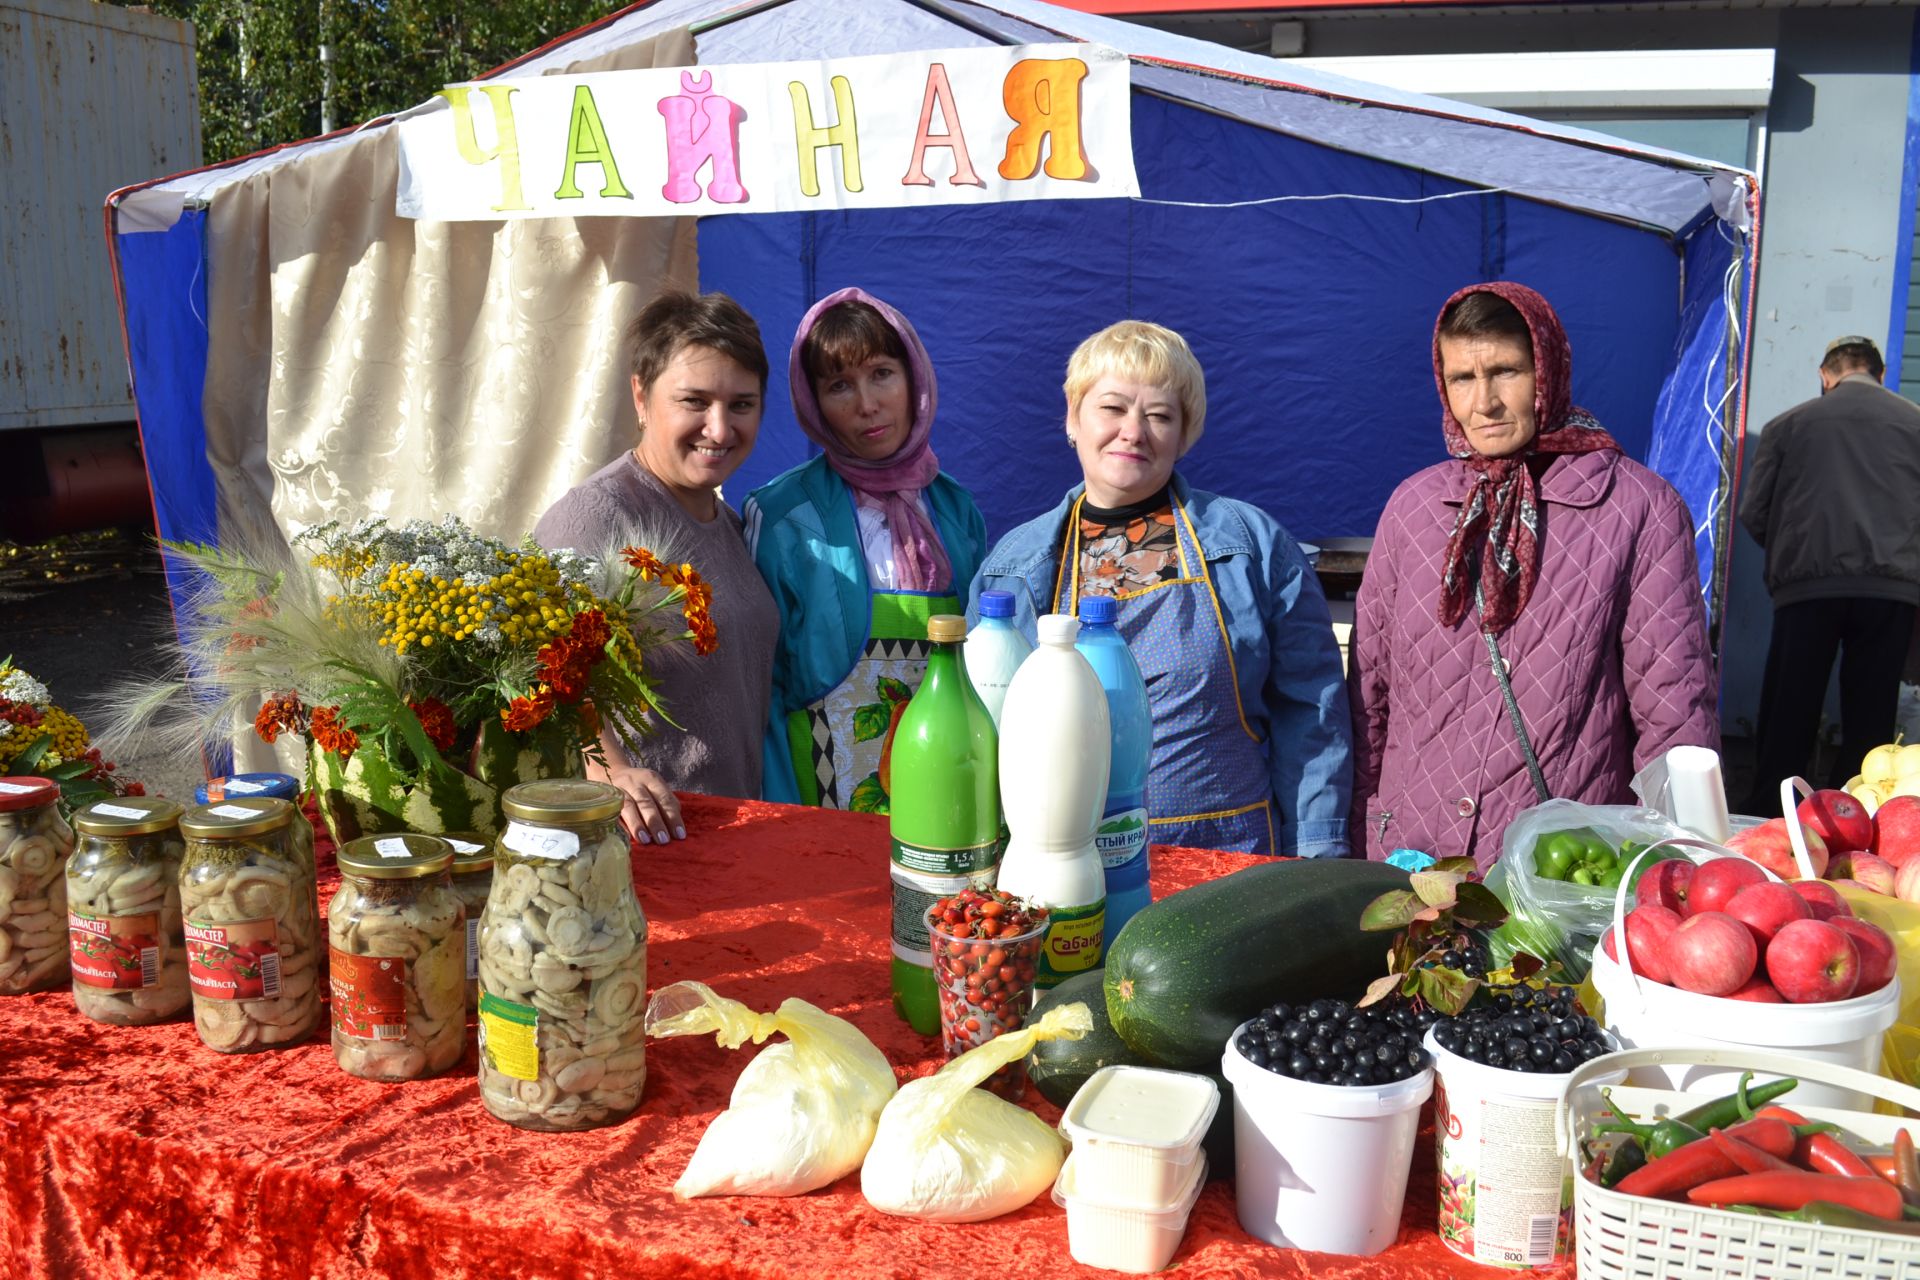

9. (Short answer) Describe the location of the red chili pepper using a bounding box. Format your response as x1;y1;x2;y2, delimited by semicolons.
1755;1105;1808;1125
1897;1130;1920;1208
1686;1171;1904;1219
1615;1118;1811;1200
1867;1154;1901;1184
1709;1128;1794;1174
1801;1132;1876;1180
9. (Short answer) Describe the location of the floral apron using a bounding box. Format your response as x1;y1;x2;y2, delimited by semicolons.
1054;494;1276;854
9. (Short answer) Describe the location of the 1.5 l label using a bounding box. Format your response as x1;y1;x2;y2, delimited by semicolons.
891;835;999;877
1036;901;1105;988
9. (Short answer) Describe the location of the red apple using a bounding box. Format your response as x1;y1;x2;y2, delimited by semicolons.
1636;858;1697;916
1874;795;1920;868
1688;857;1770;917
1798;789;1875;853
1898;858;1920;905
1785;878;1852;920
1666;911;1760;996
1726;817;1829;880
1725;881;1813;945
1831;918;1898;995
1726;975;1785;1003
1830;852;1896;897
1764;919;1861;1003
1601;903;1684;985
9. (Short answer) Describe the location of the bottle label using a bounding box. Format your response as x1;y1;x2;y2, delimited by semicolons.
185;918;281;1000
69;910;162;990
890;835;999;877
890;865;996;964
329;948;410;1041
1036;901;1105;987
478;992;540;1081
1095;805;1149;871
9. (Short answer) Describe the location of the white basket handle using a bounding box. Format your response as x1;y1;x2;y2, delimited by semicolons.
1603;835;1759;1017
1777;775;1822;880
1558;1045;1920;1158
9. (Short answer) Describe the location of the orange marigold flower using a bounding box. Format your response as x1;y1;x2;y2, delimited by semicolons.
253;693;307;745
408;696;457;753
567;608;611;656
501;688;555;732
622;547;666;580
308;705;360;760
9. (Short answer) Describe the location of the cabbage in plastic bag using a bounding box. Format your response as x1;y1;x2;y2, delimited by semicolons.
645;980;897;1199
861;1001;1092;1222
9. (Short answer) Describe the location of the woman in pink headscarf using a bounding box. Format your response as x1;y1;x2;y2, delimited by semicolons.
1345;282;1719;870
743;288;987;811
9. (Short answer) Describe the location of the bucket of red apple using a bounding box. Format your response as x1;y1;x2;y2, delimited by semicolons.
1591;832;1901;1110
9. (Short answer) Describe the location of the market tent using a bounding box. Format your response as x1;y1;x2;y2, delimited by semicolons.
107;0;1756;615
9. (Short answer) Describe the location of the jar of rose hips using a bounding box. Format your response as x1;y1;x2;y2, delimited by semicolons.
925;888;1049;1100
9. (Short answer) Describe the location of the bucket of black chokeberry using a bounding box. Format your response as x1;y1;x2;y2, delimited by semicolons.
1220;997;1436;1257
1423;985;1622;1270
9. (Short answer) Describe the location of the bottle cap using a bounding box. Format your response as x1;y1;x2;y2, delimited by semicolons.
1036;614;1082;646
978;590;1016;619
74;795;185;836
927;614;968;643
1079;595;1117;625
0;777;58;812
180;796;296;840
338;833;455;879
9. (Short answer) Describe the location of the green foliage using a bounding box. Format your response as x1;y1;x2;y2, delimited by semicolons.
103;1;626;165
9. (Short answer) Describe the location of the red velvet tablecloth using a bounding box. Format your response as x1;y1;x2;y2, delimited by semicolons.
1;796;1555;1279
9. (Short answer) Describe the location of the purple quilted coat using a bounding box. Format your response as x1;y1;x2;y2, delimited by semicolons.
1347;306;1719;870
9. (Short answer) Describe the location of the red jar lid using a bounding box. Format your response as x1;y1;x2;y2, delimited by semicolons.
0;777;58;811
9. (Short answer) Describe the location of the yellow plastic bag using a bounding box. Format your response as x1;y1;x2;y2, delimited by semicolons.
861;1001;1092;1223
645;980;897;1199
1833;885;1920;1093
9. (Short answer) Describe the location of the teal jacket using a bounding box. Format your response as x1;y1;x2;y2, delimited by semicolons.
743;455;989;803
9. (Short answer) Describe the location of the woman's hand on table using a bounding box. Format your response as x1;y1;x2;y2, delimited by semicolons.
591;760;685;844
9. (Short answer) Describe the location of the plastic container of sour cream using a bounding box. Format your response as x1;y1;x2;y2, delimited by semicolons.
1054;1151;1208;1274
1059;1065;1219;1207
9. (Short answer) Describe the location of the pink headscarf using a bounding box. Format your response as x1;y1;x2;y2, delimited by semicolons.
788;287;952;593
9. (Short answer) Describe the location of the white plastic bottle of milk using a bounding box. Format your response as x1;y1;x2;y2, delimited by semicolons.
995;613;1109;989
965;590;1032;729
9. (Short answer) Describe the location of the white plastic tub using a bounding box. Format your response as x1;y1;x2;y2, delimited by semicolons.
1053;1150;1208;1274
1058;1065;1218;1207
1590;949;1900;1110
1220;1019;1432;1257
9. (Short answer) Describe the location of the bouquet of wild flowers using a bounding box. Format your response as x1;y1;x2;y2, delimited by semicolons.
103;516;714;840
0;660;144;810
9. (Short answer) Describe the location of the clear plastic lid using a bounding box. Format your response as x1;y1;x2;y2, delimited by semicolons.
1060;1064;1220;1156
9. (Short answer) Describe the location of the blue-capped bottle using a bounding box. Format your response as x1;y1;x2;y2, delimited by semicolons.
1074;594;1153;939
964;590;1032;730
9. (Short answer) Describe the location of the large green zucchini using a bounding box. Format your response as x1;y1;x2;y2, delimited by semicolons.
1104;858;1411;1071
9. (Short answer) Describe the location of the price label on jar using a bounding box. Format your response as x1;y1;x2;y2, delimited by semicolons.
448;839;485;855
0;781;38;795
501;822;579;861
374;837;412;860
90;803;149;820
223;778;269;794
207;803;265;819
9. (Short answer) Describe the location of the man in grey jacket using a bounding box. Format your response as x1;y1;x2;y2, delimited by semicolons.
1740;335;1920;812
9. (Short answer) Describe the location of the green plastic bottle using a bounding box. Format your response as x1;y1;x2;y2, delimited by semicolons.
887;614;1001;1035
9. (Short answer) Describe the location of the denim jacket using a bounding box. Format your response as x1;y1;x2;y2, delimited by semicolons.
966;473;1353;857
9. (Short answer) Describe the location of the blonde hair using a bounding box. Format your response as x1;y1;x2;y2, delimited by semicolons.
1063;320;1207;451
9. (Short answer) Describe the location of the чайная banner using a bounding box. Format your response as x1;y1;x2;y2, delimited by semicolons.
396;43;1138;221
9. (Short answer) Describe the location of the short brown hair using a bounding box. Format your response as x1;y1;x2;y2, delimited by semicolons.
1822;341;1885;380
799;300;909;382
625;290;768;393
1438;291;1532;350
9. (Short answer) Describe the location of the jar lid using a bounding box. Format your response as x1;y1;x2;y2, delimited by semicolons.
74;795;186;836
0;777;58;812
501;779;624;825
180;796;295;839
338;833;454;879
442;831;494;872
927;614;967;643
195;772;299;804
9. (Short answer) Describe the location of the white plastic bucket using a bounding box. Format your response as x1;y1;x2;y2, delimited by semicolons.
1219;1019;1433;1258
1590;948;1899;1110
1424;1028;1619;1270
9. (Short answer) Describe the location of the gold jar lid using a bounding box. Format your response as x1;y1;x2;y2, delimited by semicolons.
927;614;967;643
338;833;454;879
501;779;624;825
442;831;494;873
73;796;186;837
180;796;295;840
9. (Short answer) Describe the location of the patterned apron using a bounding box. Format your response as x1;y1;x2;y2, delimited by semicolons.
1054;494;1277;854
786;588;960;814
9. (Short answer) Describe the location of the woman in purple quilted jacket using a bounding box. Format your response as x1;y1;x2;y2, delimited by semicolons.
1346;282;1719;870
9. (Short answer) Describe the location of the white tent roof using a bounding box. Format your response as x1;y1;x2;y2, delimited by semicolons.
116;0;1752;237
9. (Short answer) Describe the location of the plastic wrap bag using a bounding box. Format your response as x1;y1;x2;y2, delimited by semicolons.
645;980;897;1199
1490;800;1704;981
861;1001;1092;1222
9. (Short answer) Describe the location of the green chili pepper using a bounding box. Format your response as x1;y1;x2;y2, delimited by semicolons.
1600;1137;1647;1188
1780;1201;1920;1236
1597;1090;1708;1159
1672;1073;1798;1132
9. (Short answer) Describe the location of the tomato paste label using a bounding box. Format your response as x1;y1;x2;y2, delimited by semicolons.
890;835;999;877
1035;901;1105;988
329;947;409;1040
68;910;162;990
478;992;540;1080
185;917;282;1000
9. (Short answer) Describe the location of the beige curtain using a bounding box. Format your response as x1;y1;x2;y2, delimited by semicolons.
201;27;699;548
